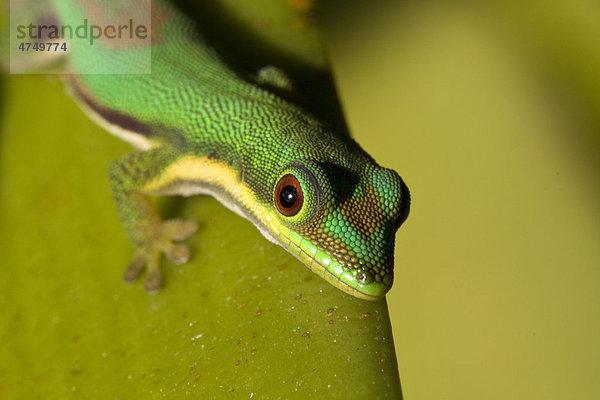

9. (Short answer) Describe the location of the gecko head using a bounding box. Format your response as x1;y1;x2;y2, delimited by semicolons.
266;160;410;300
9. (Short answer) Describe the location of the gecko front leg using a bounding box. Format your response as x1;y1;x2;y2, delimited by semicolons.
108;148;198;293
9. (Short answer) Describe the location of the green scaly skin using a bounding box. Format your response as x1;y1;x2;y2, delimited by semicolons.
51;0;410;300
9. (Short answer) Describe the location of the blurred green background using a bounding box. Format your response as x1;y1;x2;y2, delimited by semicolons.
323;0;600;399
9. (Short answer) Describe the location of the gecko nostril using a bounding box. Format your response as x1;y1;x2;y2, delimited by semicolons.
356;270;374;284
356;272;366;283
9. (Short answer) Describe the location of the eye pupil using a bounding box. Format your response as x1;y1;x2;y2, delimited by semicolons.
279;185;297;208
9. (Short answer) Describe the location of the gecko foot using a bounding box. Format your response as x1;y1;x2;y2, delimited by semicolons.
123;219;198;293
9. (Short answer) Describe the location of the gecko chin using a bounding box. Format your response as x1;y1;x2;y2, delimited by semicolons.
265;213;392;300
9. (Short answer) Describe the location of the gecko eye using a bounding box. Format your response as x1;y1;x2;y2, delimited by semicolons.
275;174;304;217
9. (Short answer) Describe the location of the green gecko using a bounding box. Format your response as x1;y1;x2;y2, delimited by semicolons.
46;0;410;300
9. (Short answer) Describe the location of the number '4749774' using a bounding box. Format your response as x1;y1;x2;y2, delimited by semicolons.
18;42;67;52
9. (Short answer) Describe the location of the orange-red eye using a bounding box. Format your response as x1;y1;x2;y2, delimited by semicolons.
275;174;303;217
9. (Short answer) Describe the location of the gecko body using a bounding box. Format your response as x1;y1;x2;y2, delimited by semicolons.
48;0;409;300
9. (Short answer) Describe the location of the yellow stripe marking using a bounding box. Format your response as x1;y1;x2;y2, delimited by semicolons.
143;155;278;243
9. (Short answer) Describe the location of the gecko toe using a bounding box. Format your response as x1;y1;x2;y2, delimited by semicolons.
144;269;162;294
162;219;198;241
124;254;146;283
143;253;162;293
165;243;190;265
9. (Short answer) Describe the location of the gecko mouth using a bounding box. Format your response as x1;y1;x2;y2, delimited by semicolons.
265;215;390;300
